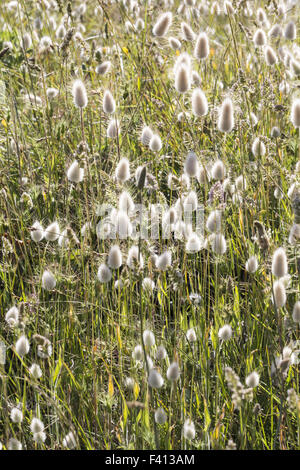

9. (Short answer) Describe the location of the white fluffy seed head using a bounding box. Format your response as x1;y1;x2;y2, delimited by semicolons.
186;328;197;342
272;248;288;278
10;407;23;423
5;306;19;327
183;419;195;440
211;160;226;180
67;160;84;183
97;263;112;283
194;32;209;60
116;211;133;239
127;245;144;269
184;151;199;177
252;137;266;157
30;221;44;242
44;221;60;241
152;12;172;38
284;21;296;40
119;191;135;214
169;36;181;50
155;250;172;271
264;46;277;66
22;32;32;50
206;210;222;233
148;369;164;388
29;363;42;379
96;60;111;75
184;191;198;212
245;255;259;273
141;126;153;146
149;134;162;152
143;329;155;348
253;29;267;47
245;371;260;388
8;438;22;450
175;64;190;94
15;335;30;357
142;277;155;291
272;280;286;308
103;90;116;114
218;98;234;133
167;361;180;381
42;270;56;290
291;99;300;128
72;79;88;108
292;301;300;323
132;345;143;361
115;157;130;183
33;431;46;444
186;233;202;253
155;408;167;424
181;22;195;41
211;233;227;255
107;245;122;269
192;88;208;117
107;118;120;138
30;417;44;434
46;87;58;100
156;345;167;361
218;324;232;341
62;431;77;449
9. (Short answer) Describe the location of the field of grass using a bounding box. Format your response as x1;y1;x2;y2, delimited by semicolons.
0;0;300;451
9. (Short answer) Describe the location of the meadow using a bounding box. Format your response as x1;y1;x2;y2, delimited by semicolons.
0;0;300;451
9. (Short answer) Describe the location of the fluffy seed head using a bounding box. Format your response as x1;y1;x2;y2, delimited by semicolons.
184;152;199;177
292;301;300;323
253;29;267;47
103;90;116;114
155;250;172;271
115;157;130;183
107;245;122;269
148;369;164;388
245;255;259;273
155;408;167;424
30;417;44;434
67;160;84;183
192;88;208;117
119;191;135;214
107;118;120;138
22;33;32;50
143;329;155;348
29;363;42;379
183;419;195;440
156;345;167;361
181;22;195;41
127;245;144;269
211;233;227;254
152;12;172;37
72;79;88;108
167;361;180;381
206;210;222;233
218;324;232;341
149;134;162;152
186;328;197;342
7;438;22;450
10;407;23;423
211;160;226;180
44;221;60;241
15;335;30;357
30;221;44;242
291;99;300;128
284;21;296;40
218;98;234;132
272;280;286;308
132;345;143;361
252;137;266;157
264;46;277;66
194;32;209;60
141;126;153;146
97;263;112;283
245;371;260;388
62;431;77;449
95;61;111;75
272;247;288;278
5;306;19;327
175;64;190;93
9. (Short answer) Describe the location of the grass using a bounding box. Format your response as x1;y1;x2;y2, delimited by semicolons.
0;0;299;451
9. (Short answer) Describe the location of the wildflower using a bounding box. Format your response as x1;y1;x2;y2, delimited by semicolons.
42;270;56;290
72;79;88;108
15;335;30;357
